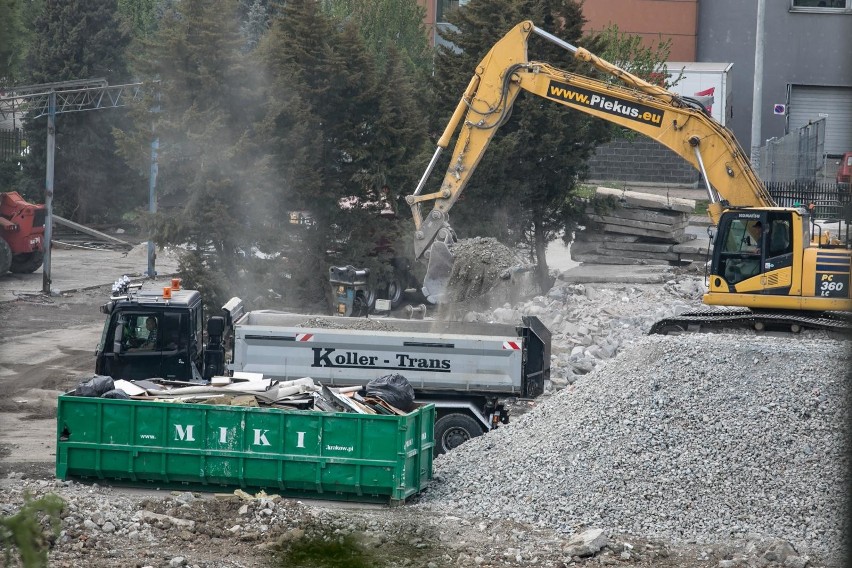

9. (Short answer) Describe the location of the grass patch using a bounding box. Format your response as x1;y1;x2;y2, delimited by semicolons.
575;184;596;198
276;536;374;568
694;200;710;216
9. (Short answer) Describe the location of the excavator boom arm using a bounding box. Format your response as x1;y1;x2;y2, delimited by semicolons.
408;21;774;261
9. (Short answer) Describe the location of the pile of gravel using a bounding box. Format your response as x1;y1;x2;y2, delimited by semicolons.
446;237;526;303
298;317;393;331
416;333;850;564
461;276;708;386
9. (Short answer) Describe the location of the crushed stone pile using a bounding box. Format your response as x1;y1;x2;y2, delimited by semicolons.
460;276;709;387
446;237;527;303
416;334;850;565
298;317;393;331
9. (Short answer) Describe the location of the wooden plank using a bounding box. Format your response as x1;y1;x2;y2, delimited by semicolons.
595;186;696;213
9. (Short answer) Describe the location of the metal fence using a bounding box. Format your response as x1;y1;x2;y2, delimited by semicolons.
757;118;825;183
0;128;26;162
766;180;852;221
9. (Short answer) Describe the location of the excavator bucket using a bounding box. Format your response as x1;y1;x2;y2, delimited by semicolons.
421;241;454;304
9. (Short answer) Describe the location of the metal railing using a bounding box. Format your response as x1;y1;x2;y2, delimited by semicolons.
766;180;852;220
0;128;26;162
757;118;825;183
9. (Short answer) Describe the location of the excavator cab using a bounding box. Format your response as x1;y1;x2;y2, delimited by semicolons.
710;210;796;291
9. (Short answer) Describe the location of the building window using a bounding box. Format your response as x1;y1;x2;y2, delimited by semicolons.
790;0;851;12
437;0;470;23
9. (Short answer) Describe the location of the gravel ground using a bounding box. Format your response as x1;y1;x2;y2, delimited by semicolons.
416;334;850;566
2;267;850;567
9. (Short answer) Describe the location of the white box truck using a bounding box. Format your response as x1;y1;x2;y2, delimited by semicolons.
666;61;733;127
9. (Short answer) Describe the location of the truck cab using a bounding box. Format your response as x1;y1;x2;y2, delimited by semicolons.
95;279;216;382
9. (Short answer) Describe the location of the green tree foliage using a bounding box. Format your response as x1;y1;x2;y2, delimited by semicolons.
1;0;42;190
593;23;676;139
117;0;159;39
116;0;270;308
596;23;675;86
0;0;24;87
433;0;613;290
255;0;429;307
18;0;144;223
0;0;44;88
0;492;64;568
240;0;269;51
320;0;432;75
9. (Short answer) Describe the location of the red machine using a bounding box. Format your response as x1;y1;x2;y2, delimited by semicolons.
0;191;46;274
837;152;852;185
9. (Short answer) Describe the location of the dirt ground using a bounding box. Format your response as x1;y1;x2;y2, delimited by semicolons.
0;279;732;568
0;245;841;568
0;284;120;478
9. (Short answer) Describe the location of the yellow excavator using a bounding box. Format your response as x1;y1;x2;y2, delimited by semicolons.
406;21;851;333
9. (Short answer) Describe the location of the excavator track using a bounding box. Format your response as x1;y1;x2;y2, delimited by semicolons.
650;308;852;336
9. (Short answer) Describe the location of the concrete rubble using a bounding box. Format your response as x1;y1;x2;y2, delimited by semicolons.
572;186;708;265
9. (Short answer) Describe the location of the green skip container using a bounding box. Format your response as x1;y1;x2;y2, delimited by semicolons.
56;396;434;505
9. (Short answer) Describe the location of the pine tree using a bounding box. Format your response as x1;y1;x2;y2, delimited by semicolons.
240;0;269;52
0;0;24;87
117;0;158;39
257;0;430;307
320;0;432;75
432;0;616;291
19;0;142;223
116;0;269;306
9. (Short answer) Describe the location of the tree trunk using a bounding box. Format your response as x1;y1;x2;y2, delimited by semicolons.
533;218;555;293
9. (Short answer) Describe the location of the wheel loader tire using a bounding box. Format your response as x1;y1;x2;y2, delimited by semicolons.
434;413;484;455
10;250;44;274
0;239;12;274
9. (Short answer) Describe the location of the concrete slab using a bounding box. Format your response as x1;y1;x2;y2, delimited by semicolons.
0;243;181;303
556;263;674;284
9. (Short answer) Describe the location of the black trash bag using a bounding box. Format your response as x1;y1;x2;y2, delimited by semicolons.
365;373;415;411
101;389;130;399
69;375;114;397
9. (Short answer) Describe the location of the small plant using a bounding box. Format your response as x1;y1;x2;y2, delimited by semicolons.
0;493;64;568
277;535;375;568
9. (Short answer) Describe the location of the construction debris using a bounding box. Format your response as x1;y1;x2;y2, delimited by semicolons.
572;186;704;265
65;374;415;415
446;237;522;302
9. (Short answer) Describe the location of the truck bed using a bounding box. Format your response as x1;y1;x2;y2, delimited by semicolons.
230;312;550;397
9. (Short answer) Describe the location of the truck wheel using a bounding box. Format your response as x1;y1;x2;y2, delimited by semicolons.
434;413;484;455
352;288;376;317
10;251;44;274
0;239;11;274
385;277;404;309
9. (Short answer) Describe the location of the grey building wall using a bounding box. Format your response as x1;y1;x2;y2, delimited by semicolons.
697;1;852;153
586;138;701;186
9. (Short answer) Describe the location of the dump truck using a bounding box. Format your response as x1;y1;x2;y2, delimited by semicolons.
95;277;551;453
